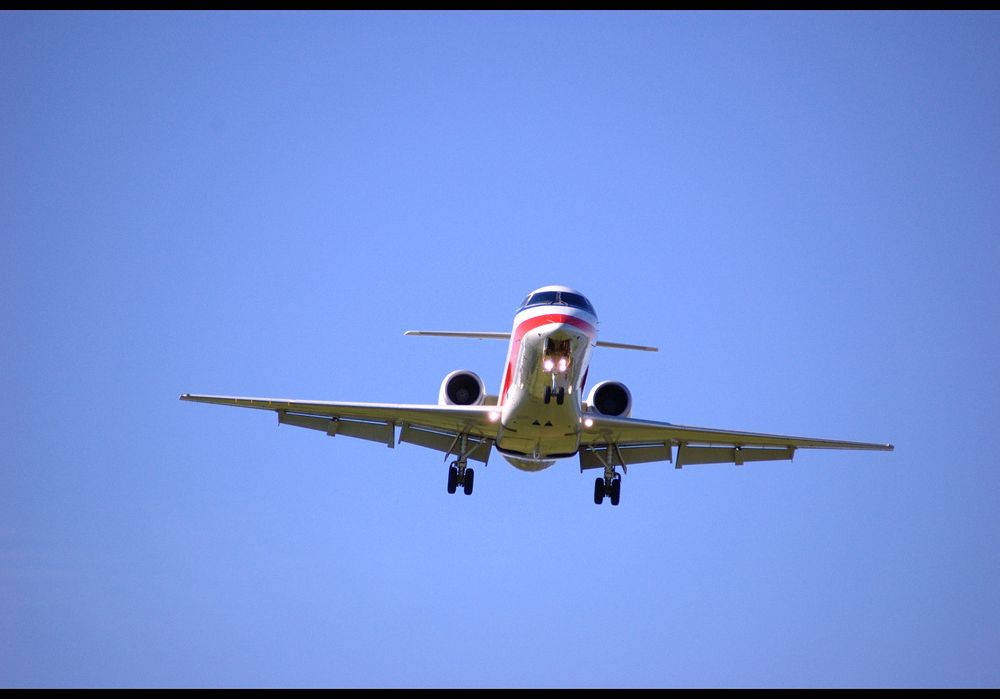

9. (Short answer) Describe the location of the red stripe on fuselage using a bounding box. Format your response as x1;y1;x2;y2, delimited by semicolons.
512;313;597;343
499;312;597;405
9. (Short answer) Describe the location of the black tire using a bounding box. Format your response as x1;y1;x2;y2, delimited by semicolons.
594;477;605;505
609;477;621;506
463;468;475;495
556;387;565;405
543;386;551;404
447;466;458;494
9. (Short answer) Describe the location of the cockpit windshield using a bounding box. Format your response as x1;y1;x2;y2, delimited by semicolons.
561;292;595;314
526;291;560;306
519;290;597;316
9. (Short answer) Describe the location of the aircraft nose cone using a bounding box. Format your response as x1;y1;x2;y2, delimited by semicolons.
546;324;583;342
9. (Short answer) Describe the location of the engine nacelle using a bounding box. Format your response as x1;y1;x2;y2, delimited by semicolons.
438;370;487;406
586;380;632;417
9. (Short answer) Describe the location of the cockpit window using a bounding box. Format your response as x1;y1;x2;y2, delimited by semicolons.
520;290;597;316
526;291;560;307
561;292;596;315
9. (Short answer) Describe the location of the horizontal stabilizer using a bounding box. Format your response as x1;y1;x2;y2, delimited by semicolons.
404;330;510;340
595;340;658;352
404;330;657;352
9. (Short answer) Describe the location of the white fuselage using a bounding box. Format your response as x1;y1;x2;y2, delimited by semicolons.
495;302;598;471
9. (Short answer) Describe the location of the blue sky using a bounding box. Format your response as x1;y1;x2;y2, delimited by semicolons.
2;11;998;688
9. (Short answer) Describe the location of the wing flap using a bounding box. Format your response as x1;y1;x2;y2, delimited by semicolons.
578;441;802;470
398;423;493;464
579;442;674;471
278;411;396;447
676;445;795;468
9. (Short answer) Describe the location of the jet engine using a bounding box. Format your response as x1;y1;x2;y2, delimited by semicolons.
586;380;632;418
438;370;487;406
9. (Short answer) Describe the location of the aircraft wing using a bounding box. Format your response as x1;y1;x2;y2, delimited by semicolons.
179;394;500;464
577;414;893;470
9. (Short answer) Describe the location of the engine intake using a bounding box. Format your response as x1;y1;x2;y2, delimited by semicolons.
587;380;632;417
439;370;486;406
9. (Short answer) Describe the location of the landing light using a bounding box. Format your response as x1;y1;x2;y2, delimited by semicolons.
584;418;594;428
557;358;567;372
543;359;554;371
488;411;500;422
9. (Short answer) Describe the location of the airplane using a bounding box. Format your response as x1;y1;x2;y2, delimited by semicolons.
181;285;893;506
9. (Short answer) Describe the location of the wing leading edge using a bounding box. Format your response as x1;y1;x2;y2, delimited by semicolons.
179;394;500;464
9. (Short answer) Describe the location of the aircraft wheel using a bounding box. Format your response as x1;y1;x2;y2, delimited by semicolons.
609;477;621;506
543;386;552;404
447;465;458;494
463;467;475;496
594;477;605;505
556;387;565;405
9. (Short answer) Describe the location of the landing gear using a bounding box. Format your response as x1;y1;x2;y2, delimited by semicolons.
446;433;477;497
608;475;621;506
543;386;565;405
593;468;622;506
447;460;474;496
